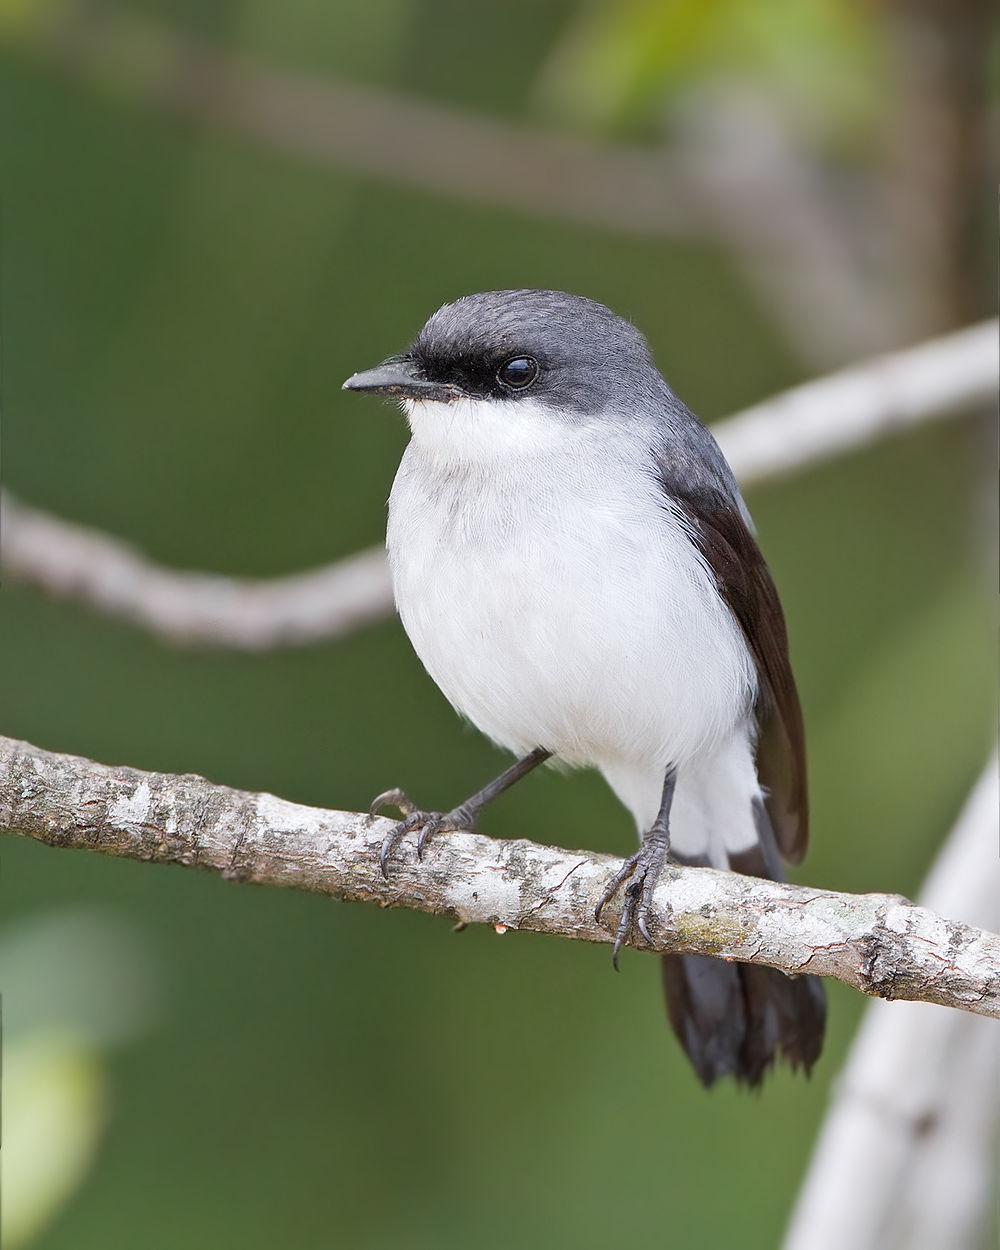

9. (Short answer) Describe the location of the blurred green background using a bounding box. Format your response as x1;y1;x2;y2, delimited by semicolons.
1;1;996;1247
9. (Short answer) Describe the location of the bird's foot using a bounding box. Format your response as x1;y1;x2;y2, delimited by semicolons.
369;788;475;878
594;828;673;970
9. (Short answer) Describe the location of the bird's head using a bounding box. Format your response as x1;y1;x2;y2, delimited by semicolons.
342;289;660;462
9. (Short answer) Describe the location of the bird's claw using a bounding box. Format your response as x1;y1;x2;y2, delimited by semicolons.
369;787;417;820
369;789;473;878
595;835;671;969
415;821;437;860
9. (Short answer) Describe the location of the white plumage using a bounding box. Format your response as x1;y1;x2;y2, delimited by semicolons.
388;396;762;866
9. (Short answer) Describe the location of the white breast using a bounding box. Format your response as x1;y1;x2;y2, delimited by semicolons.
386;399;756;776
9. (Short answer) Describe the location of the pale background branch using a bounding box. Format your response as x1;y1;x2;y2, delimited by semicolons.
4;319;994;649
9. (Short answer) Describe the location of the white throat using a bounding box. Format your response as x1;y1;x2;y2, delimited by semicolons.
402;396;574;464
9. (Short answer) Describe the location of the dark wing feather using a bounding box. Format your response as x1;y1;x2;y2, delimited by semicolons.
667;479;808;864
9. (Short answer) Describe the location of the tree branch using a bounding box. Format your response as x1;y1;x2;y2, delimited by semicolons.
15;5;818;245
712;315;997;480
668;87;897;363
4;319;995;649
0;496;393;649
15;3;888;362
883;0;995;333
2;735;998;1018
784;756;1000;1250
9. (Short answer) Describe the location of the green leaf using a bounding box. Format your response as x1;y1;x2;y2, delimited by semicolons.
537;0;880;137
2;1034;106;1248
538;0;732;130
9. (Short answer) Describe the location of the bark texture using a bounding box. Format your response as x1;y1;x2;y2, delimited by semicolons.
3;735;997;1018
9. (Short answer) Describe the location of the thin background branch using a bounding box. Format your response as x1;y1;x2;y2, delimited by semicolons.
10;2;895;363
783;755;1000;1250
883;0;995;332
3;318;995;649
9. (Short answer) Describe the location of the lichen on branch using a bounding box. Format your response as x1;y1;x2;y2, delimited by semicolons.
2;735;997;1019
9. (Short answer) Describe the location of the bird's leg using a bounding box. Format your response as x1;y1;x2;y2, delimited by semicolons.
370;747;552;878
595;766;677;969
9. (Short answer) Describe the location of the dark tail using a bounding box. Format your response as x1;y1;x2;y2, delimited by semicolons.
662;823;826;1088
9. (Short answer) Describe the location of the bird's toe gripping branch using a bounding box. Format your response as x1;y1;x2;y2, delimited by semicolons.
595;826;674;969
369;788;475;877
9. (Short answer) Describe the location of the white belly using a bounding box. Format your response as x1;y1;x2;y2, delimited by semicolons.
387;435;756;775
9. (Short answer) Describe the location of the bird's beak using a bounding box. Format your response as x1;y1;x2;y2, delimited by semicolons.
342;357;458;402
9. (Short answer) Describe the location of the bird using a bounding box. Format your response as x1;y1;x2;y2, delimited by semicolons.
343;289;825;1087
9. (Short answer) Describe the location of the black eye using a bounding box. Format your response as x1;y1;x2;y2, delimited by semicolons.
497;356;538;391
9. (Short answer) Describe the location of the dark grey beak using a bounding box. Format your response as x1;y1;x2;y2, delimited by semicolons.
342;357;458;401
